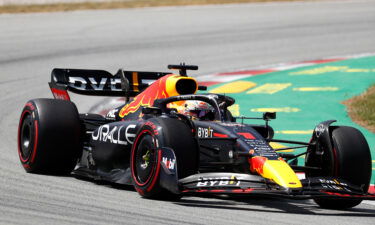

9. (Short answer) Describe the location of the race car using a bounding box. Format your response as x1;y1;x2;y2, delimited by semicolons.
17;64;374;209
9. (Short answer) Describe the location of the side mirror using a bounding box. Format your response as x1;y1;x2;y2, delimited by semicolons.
142;107;162;115
198;85;207;91
263;112;276;120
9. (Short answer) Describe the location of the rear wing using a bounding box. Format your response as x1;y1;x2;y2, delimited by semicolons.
49;68;170;100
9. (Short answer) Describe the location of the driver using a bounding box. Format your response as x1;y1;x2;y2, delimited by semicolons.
169;100;215;120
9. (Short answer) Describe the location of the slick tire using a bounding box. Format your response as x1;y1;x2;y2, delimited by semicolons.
131;118;198;199
17;99;82;174
307;126;372;209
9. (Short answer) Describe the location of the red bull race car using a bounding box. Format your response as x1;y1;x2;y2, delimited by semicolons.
17;64;374;209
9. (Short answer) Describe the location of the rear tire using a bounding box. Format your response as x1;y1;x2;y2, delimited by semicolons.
17;99;82;174
306;126;371;209
131;117;198;198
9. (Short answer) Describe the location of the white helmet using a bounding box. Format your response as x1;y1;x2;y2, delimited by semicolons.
180;100;215;120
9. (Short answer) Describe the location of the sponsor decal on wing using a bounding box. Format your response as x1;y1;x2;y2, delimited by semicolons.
196;175;244;187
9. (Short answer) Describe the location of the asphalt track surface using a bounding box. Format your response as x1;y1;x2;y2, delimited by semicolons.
1;0;375;224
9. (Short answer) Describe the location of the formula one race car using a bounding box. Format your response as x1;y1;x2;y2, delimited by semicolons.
17;64;374;209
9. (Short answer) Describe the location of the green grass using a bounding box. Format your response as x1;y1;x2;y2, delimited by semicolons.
0;0;303;14
343;85;375;133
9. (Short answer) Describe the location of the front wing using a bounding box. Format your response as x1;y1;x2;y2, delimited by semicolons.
158;148;375;200
177;173;375;200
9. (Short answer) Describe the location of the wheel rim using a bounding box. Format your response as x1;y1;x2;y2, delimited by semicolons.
135;134;156;184
20;113;34;161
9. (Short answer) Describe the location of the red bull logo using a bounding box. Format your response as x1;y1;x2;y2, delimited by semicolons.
249;156;302;188
249;156;267;174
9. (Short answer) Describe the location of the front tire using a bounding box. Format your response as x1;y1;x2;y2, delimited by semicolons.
17;99;82;174
306;126;372;209
131;118;198;198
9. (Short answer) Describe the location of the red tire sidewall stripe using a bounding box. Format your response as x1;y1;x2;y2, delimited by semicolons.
131;129;157;187
30;120;39;163
146;150;161;192
18;105;39;165
18;110;32;163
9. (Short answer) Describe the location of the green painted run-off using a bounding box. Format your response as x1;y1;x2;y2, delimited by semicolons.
209;56;375;184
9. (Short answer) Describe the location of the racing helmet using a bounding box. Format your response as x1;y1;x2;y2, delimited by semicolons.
179;100;215;120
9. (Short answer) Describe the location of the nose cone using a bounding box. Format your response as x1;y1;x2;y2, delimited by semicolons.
250;157;302;189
